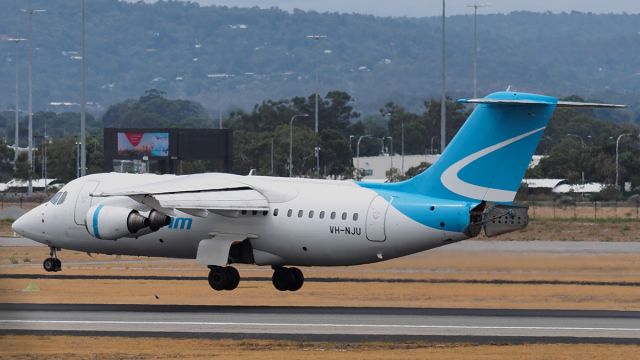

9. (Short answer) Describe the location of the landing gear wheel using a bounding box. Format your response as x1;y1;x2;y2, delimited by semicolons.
272;267;292;291
208;266;240;291
272;267;305;291
208;266;226;291
53;258;62;272
43;258;56;272
223;267;240;291
289;267;304;292
43;247;61;272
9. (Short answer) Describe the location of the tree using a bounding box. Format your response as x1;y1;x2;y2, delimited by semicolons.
319;129;352;177
14;152;29;181
0;140;15;182
46;138;80;182
102;89;212;129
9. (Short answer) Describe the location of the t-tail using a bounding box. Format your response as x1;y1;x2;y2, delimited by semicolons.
377;91;626;204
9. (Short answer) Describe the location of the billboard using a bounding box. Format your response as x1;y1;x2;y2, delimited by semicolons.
117;131;169;157
103;128;233;174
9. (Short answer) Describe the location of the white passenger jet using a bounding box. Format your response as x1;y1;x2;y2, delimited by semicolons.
12;92;625;292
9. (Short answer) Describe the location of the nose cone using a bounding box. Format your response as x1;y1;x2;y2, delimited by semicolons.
12;210;39;239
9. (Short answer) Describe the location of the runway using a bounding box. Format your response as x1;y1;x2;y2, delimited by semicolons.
1;304;639;343
4;236;640;252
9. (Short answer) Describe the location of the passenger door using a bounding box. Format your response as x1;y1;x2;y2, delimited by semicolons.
365;196;390;242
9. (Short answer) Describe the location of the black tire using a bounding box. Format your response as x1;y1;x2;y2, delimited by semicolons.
272;267;291;291
54;258;62;272
208;267;226;291
224;267;240;291
288;267;304;291
43;258;56;272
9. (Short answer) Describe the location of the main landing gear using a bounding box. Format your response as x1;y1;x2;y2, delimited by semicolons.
272;266;304;291
207;265;240;291
206;265;305;292
43;247;62;272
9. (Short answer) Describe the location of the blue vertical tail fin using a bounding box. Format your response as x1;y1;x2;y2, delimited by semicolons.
392;92;557;204
358;91;626;204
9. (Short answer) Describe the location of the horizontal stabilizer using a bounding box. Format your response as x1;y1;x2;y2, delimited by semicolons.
556;101;628;108
459;98;555;106
459;98;627;108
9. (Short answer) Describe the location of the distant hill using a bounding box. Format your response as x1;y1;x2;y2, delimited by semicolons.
0;1;638;119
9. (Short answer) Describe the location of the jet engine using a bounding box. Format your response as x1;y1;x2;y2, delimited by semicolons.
85;205;170;240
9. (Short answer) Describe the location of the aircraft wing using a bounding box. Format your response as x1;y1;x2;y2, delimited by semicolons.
92;174;269;215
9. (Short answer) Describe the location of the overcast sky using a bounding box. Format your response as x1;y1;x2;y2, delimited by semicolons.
182;0;640;17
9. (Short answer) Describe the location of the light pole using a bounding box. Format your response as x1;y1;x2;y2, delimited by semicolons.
289;114;309;177
466;3;489;99
270;138;274;175
356;135;371;170
615;133;632;191
75;137;80;178
386;136;393;173
384;112;404;174
80;0;87;177
42;117;47;191
306;34;327;176
23;8;45;195
430;136;437;154
440;0;447;153
348;135;354;156
6;38;26;164
567;133;587;183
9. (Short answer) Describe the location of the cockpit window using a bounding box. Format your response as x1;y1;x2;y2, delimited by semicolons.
49;192;62;204
57;191;67;205
49;191;68;205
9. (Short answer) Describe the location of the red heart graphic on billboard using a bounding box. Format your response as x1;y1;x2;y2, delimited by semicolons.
125;132;143;147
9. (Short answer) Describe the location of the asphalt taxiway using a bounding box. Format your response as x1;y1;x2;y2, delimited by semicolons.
1;304;638;343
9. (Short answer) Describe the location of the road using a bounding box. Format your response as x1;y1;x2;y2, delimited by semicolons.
1;304;638;343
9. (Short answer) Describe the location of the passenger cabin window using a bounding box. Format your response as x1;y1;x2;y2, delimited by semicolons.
308;210;314;218
330;212;336;220
319;211;325;219
342;212;347;220
273;209;279;216
297;210;303;218
252;210;258;216
287;209;293;217
241;210;247;215
353;213;358;221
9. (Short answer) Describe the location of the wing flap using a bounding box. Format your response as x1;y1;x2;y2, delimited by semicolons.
93;174;269;212
155;189;269;210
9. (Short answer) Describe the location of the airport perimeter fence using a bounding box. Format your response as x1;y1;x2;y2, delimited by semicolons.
524;201;640;221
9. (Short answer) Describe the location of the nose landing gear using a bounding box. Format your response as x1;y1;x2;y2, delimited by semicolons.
272;266;304;291
43;247;62;272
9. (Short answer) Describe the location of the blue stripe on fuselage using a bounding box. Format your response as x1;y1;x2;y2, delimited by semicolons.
92;204;104;239
359;186;475;233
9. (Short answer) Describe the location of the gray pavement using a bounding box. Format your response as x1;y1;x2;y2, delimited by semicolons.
3;237;640;252
0;237;42;247
0;304;638;342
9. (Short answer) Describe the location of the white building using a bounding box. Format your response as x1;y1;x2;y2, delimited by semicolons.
355;154;546;181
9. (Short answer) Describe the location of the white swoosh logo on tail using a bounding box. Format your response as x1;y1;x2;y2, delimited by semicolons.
440;127;545;202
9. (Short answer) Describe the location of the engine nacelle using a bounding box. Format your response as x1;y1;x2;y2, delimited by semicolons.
85;205;151;240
